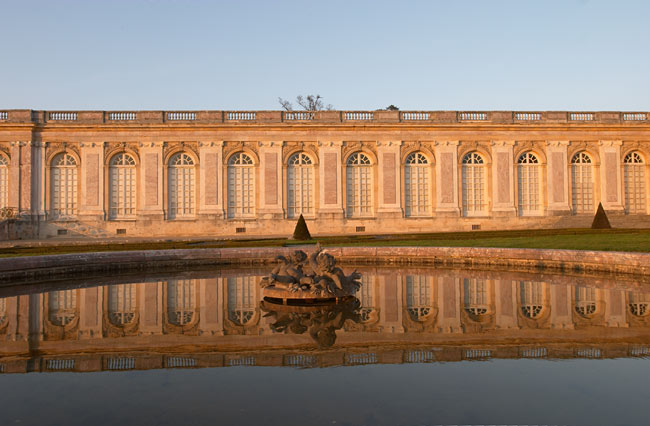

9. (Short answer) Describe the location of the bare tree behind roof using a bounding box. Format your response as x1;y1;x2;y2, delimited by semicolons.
278;95;333;111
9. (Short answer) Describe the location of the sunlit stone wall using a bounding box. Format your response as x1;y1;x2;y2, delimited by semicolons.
0;109;648;238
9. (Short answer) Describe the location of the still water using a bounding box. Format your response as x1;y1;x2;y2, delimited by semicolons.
1;266;650;426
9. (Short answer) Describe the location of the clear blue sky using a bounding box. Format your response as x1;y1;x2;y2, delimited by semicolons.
1;0;648;111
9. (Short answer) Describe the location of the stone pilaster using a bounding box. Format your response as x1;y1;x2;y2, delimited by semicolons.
549;283;574;329
257;141;284;218
376;140;402;217
378;273;404;333
491;141;516;215
79;142;104;218
78;286;102;339
599;140;624;212
545;141;571;215
139;281;163;335
436;276;462;333
317;141;344;217
198;141;225;218
434;141;460;216
138;142;164;219
199;278;224;336
494;280;519;329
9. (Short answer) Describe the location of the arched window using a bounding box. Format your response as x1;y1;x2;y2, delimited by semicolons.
166;279;196;326
628;292;650;317
109;153;136;219
520;281;545;319
357;275;376;323
461;152;486;216
575;286;597;317
571;152;594;214
168;153;195;219
50;153;78;217
0;155;8;209
406;275;433;321
227;276;255;325
108;284;136;325
48;290;77;326
404;152;430;217
517;152;541;215
346;152;372;217
227;153;255;218
624;152;646;214
463;278;488;316
287;152;314;218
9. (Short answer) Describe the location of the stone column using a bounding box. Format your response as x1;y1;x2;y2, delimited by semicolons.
599;140;624;212
198;141;225;218
545;141;571;215
376;141;402;217
495;280;519;329
257;141;284;218
138;142;164;220
79;142;104;219
434;141;460;215
436;276;461;333
317;141;344;218
31;141;45;218
490;141;516;215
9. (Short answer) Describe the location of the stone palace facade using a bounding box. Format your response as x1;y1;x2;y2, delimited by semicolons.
0;109;648;238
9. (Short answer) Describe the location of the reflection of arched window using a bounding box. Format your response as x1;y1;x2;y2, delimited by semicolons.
48;290;77;326
167;280;196;326
109;153;136;219
50;153;78;217
463;278;488;316
346;152;372;217
0;155;8;209
108;284;136;325
461;152;486;216
520;281;544;318
0;297;6;325
406;275;433;321
227;276;255;325
227;153;255;218
624;152;646;214
628;292;650;317
357;275;376;322
575;286;597;317
287;152;314;218
517;152;540;215
571;152;593;213
404;152;430;217
168;153;195;219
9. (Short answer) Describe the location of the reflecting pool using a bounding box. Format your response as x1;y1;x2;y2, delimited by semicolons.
1;266;650;425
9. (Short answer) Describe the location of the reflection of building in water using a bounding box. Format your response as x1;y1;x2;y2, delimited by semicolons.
1;274;650;345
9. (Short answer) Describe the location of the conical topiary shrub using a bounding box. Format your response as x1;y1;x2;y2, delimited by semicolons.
292;214;312;240
591;202;612;229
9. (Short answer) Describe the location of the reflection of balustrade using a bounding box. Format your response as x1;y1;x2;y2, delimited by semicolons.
228;356;256;367
166;357;197;368
107;357;136;370
346;353;377;365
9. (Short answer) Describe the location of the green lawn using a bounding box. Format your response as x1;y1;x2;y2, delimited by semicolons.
1;228;650;257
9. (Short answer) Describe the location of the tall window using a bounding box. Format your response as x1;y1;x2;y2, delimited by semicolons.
0;155;8;209
167;279;196;326
463;278;488;316
109;153;136;219
517;152;541;215
227;276;256;325
50;153;78;217
227;152;255;218
168;153;195;219
461;152;486;216
48;290;77;326
108;284;136;325
628;292;650;317
357;275;376;323
406;275;433;321
520;281;545;319
575;286;597;317
571;152;594;213
346;152;372;217
404;152;430;217
624;152;646;214
287;152;314;218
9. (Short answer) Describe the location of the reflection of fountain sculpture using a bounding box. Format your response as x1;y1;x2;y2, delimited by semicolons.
260;247;362;301
260;298;362;348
